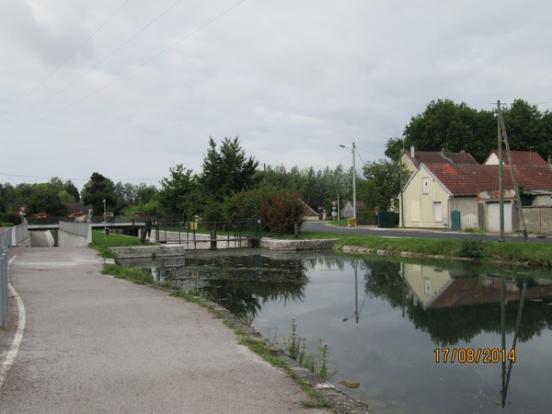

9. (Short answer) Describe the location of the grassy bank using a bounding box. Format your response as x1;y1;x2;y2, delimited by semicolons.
90;230;152;258
300;232;552;267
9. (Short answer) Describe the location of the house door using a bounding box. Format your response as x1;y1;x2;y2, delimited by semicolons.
488;202;512;233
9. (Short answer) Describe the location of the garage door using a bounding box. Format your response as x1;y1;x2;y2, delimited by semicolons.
488;202;512;233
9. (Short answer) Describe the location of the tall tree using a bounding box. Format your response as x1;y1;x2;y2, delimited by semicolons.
363;160;407;211
81;172;117;215
158;164;201;218
200;137;259;200
26;183;67;216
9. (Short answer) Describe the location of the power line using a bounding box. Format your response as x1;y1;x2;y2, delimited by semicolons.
42;0;188;101
19;0;131;101
63;0;249;110
12;0;249;127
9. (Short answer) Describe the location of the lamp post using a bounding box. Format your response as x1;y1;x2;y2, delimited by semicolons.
339;142;357;223
103;198;107;235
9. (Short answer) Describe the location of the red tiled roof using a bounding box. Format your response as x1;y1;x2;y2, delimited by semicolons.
424;163;552;196
487;150;549;167
406;150;478;167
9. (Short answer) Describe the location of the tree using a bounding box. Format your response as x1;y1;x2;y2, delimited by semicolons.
363;160;407;211
387;98;551;163
158;165;201;218
26;183;67;216
81;172;117;215
200;137;259;200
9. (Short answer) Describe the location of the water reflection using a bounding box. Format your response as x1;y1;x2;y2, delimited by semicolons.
124;252;552;413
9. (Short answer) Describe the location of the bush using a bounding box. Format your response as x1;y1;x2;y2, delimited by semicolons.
222;188;304;235
258;190;304;234
457;239;484;259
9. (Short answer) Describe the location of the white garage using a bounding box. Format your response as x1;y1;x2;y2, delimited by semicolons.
487;202;512;233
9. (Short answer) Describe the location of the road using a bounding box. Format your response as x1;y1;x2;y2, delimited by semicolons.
1;248;324;413
302;221;552;243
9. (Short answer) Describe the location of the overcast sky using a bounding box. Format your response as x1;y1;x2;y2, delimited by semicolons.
1;0;551;187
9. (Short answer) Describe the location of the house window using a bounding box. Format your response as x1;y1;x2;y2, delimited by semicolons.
422;177;430;194
433;202;442;221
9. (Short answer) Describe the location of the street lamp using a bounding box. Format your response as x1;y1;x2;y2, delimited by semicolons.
339;142;357;223
103;198;107;235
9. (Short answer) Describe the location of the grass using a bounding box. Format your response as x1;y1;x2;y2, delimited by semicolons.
101;264;153;284
100;264;332;410
90;230;152;258
299;231;552;267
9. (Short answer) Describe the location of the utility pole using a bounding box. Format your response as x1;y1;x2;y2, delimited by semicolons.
499;113;529;241
352;142;357;223
497;100;505;241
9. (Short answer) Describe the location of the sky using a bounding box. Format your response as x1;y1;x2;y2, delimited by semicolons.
1;0;552;188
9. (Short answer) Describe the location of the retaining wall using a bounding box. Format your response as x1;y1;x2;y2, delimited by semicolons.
259;238;337;251
58;221;92;248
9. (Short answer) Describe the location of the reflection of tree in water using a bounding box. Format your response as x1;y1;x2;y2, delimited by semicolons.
363;260;408;309
362;259;552;346
303;255;347;271
160;253;308;320
193;279;305;320
407;299;552;346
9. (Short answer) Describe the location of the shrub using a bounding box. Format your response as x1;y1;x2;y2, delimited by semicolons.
457;238;484;259
223;188;304;235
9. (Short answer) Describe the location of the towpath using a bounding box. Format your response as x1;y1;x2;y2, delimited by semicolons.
0;247;324;413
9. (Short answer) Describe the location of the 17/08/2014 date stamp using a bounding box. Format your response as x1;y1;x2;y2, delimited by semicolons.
434;348;516;364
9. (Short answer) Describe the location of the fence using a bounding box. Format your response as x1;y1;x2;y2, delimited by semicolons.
523;206;552;235
1;224;29;327
152;218;262;250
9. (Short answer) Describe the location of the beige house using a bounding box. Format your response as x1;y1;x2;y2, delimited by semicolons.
400;155;552;232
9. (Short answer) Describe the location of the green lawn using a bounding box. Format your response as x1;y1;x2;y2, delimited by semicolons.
90;230;151;258
299;232;552;268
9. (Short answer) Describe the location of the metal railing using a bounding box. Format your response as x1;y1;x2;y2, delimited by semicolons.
1;224;29;327
153;218;262;250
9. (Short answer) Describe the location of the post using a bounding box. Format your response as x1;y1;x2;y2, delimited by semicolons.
352;141;357;223
399;158;404;228
497;100;505;241
103;198;108;235
354;260;359;323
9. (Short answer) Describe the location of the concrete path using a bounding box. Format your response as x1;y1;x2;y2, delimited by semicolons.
0;248;322;413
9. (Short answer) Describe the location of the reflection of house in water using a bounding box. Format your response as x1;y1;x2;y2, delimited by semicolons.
402;263;552;309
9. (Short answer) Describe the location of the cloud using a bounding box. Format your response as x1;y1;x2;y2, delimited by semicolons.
1;0;551;187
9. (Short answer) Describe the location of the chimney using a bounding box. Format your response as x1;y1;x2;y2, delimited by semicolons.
410;146;415;159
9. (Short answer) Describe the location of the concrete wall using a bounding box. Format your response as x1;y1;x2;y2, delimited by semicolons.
450;197;479;230
259;238;337;251
401;165;450;228
523;207;552;235
58;222;92;248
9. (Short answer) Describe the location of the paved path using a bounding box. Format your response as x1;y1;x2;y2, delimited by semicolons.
1;248;322;413
303;221;552;243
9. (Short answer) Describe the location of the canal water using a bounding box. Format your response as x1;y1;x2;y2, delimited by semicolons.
121;250;552;414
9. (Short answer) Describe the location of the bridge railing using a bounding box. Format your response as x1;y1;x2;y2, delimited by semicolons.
152;218;262;249
0;223;29;327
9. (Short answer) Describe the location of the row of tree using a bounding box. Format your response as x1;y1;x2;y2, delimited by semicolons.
2;98;548;226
